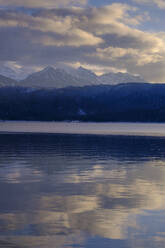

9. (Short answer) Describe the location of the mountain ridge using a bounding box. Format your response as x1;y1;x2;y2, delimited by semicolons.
19;66;146;88
0;66;146;88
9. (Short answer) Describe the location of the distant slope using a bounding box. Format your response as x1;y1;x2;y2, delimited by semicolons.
0;66;17;80
0;74;17;87
0;66;29;80
1;83;165;122
99;72;145;84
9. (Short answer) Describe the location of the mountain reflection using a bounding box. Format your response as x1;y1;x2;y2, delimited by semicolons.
0;134;165;247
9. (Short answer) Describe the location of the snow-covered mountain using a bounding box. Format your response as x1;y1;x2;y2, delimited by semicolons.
20;66;83;88
0;65;146;88
20;66;145;88
20;66;103;88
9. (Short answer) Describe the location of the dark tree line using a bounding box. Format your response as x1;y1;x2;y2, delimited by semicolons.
1;83;165;122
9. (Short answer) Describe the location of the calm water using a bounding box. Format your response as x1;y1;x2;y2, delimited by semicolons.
1;122;165;247
2;121;165;136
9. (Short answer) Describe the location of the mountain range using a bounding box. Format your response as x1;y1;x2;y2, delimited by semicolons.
0;66;146;88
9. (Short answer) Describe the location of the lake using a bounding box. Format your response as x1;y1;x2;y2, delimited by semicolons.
1;122;165;247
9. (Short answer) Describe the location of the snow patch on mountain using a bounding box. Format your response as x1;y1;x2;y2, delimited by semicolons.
99;72;145;85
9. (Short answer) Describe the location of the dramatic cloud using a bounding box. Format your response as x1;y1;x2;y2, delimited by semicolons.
0;2;165;82
95;46;163;66
92;28;165;67
0;9;103;47
0;0;87;8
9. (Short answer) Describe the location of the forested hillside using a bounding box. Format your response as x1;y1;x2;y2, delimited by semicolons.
1;83;165;122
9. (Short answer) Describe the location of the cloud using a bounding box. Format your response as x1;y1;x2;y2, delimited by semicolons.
0;3;165;82
1;150;165;247
90;3;141;26
34;30;103;47
0;0;87;8
0;10;103;47
95;47;163;66
155;0;165;8
2;134;165;247
134;0;165;9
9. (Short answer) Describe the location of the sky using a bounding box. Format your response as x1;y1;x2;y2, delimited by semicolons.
1;0;165;82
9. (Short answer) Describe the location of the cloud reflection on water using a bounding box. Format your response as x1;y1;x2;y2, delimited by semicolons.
0;134;165;247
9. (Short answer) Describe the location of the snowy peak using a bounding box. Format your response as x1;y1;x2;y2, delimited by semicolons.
77;66;96;75
99;72;145;85
39;66;67;75
27;66;56;79
68;66;100;85
20;66;80;88
77;66;98;79
44;66;54;71
40;66;55;73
